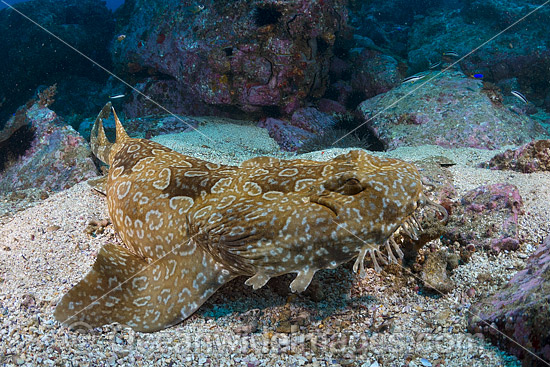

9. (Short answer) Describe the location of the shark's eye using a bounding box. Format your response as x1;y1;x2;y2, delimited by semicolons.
341;178;363;195
323;172;364;195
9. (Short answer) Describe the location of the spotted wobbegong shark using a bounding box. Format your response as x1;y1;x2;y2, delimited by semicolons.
54;103;446;332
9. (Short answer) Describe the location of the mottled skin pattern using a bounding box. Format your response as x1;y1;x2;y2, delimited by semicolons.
55;103;437;332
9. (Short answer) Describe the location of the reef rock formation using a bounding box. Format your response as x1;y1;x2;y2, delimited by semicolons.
487;139;550;173
258;107;337;151
0;102;97;192
111;0;347;117
357;70;547;150
469;235;550;366
443;183;523;253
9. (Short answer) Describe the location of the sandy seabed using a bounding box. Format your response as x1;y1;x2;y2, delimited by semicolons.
1;121;548;366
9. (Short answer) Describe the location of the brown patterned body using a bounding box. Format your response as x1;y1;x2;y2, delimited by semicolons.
55;103;437;332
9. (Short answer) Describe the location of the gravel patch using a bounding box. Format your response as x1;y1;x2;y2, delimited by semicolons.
2;125;545;366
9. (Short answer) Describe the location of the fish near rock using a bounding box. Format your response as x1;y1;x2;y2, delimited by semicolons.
54;103;446;332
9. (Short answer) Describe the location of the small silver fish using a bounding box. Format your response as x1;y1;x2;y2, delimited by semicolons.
442;51;459;58
109;94;126;99
402;72;429;84
511;90;528;104
429;60;441;69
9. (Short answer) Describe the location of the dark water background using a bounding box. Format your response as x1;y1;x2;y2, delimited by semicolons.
0;0;124;10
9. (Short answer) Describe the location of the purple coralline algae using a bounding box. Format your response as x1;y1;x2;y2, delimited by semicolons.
469;235;550;366
443;183;523;253
357;70;547;150
487;139;550;173
112;0;347;116
0;102;98;192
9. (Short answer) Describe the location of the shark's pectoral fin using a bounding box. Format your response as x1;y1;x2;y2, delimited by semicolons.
289;268;316;293
54;241;233;332
245;272;271;290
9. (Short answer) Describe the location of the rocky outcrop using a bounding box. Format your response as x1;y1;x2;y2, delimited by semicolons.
112;0;347;117
469;235;550;366
357;70;547;150
443;183;524;253
0;102;97;193
487;140;550;173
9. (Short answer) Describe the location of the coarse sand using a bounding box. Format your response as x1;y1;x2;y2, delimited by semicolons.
1;121;548;366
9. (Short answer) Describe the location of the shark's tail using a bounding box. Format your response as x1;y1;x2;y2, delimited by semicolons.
90;102;130;166
54;240;233;332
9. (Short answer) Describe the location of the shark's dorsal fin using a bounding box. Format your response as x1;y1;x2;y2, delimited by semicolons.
112;106;129;144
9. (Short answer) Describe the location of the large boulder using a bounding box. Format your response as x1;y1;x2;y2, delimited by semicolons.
258;107;337;151
469;235;550;366
487;139;550;173
111;0;347;117
349;49;401;99
0;101;98;193
357;70;547;150
443;183;524;253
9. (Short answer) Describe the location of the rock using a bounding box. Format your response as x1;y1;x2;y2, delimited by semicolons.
258;117;314;152
20;294;36;309
443;183;523;253
121;79;217;120
487;140;550;173
357;70;547;150
232;320;258;335
421;250;454;294
290;107;337;135
468;235;550;366
0;102;98;192
318;99;347;115
0;103;29;144
259;107;337;151
112;0;347;116
326;80;354;108
350;49;401;99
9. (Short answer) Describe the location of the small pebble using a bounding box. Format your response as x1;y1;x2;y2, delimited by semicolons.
46;225;61;232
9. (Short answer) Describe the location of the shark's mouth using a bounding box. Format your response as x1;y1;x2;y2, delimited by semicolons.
308;194;340;217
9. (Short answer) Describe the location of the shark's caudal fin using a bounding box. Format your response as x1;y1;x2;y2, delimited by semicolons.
54;241;233;332
89;102;130;166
